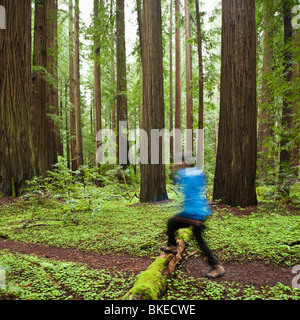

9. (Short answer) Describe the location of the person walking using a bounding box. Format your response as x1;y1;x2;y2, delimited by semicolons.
161;160;225;279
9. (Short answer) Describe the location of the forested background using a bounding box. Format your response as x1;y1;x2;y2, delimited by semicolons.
0;0;299;207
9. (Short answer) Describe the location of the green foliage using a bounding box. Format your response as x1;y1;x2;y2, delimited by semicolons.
205;207;300;267
0;182;299;300
164;269;300;300
0;251;135;300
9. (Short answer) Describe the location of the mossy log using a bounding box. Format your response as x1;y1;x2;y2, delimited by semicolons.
123;228;193;300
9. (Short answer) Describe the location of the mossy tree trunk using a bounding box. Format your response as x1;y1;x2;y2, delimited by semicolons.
123;228;192;300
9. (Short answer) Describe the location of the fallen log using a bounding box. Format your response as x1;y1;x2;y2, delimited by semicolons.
123;228;193;300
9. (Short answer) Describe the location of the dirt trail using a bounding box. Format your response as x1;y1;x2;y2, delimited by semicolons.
0;238;295;288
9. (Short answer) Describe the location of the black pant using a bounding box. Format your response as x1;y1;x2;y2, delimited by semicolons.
167;216;219;267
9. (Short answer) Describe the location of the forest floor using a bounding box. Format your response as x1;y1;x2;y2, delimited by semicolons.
0;202;298;292
0;236;295;288
0;183;299;301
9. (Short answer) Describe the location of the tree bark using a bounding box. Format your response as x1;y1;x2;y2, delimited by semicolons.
46;0;62;158
213;0;257;207
195;0;204;132
32;0;58;177
195;0;204;169
110;0;116;133
169;0;174;165
185;0;193;154
279;0;293;197
116;0;128;168
291;29;300;175
94;0;102;168
258;8;275;179
0;0;36;196
69;0;77;171
140;0;168;203
74;0;84;167
175;0;182;159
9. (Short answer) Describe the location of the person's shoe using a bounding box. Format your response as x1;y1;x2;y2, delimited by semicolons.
161;246;177;255
206;265;226;279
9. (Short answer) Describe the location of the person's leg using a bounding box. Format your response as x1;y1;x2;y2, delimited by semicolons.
161;216;189;254
193;226;219;266
193;225;225;279
167;217;188;246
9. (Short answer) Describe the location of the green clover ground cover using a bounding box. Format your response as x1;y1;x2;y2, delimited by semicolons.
0;250;135;300
0;182;299;300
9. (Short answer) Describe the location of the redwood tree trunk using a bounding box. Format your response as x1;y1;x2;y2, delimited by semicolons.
69;0;77;171
213;0;257;207
258;10;274;179
195;0;204;169
169;0;174;165
279;0;293;196
185;0;193;153
32;0;59;177
175;0;182;159
46;0;62;157
195;0;203;131
0;0;36;196
94;0;102;167
74;0;84;167
140;0;168;203
116;0;128;168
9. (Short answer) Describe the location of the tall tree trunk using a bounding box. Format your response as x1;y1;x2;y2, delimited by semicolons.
32;0;58;177
169;0;174;165
110;0;116;133
46;0;62;157
116;0;128;168
65;83;70;169
69;0;77;171
94;0;102;168
279;0;293;197
136;0;143;133
185;0;193;154
140;0;168;203
175;0;182;160
74;0;84;167
291;29;300;176
0;0;37;196
213;0;257;208
195;0;204;169
258;10;274;179
195;0;203;131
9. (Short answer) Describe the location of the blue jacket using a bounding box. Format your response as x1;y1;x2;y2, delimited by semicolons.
175;167;212;221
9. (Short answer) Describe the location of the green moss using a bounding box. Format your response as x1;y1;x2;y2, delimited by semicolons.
176;228;193;243
123;256;172;300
